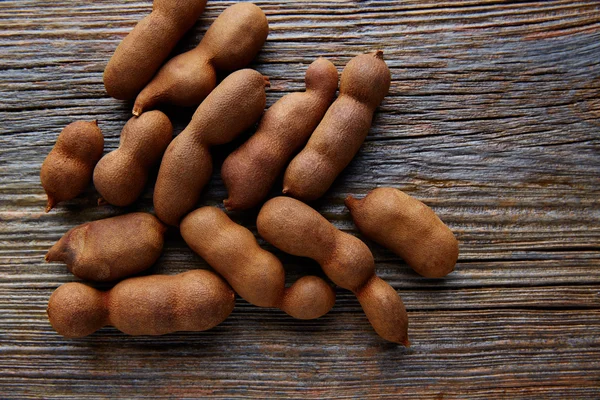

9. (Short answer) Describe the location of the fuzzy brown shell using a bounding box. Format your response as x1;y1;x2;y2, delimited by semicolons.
47;270;235;337
47;282;107;338
283;51;391;201
280;276;336;320
257;196;374;291
181;206;286;308
181;206;335;319
94;111;172;207
356;275;409;345
107;270;235;335
202;2;268;71
346;187;459;278
132;2;268;115
153;69;268;226
40;120;104;212
339;50;391;109
45;212;166;282
103;0;208;100
257;196;409;345
222;57;338;210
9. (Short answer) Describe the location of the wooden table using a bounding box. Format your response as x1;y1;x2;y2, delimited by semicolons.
1;1;599;398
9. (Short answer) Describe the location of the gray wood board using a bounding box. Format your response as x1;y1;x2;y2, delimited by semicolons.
1;0;599;398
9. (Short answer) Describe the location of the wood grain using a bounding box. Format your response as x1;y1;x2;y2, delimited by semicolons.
1;0;599;398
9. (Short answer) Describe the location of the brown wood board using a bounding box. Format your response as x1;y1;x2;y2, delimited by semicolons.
1;0;599;398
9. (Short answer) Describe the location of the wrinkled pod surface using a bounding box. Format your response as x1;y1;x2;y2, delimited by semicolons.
346;187;459;278
133;2;268;115
153;69;269;226
181;207;335;319
40;120;104;212
257;197;409;345
47;270;235;338
222;57;338;210
46;212;166;282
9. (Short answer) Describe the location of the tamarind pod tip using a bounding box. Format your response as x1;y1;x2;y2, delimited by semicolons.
45;196;56;213
45;242;61;263
344;194;359;209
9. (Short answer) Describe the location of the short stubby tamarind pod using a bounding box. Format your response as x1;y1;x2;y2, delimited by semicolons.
283;51;391;201
40;120;104;212
45;212;166;282
94;111;173;207
103;0;208;100
132;2;268;115
345;187;459;278
257;197;409;345
180;207;335;319
47;270;235;338
153;69;269;226
221;57;338;210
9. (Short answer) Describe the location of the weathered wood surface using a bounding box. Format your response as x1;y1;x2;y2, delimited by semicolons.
1;0;600;398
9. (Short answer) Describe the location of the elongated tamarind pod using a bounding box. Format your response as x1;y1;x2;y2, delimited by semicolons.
47;270;235;338
346;187;459;278
257;197;409;345
283;51;391;201
45;212;166;282
181;207;335;319
153;69;269;226
132;2;268;115
222;58;338;210
104;0;208;100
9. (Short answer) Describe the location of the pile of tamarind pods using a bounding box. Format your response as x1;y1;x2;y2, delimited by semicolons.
41;1;459;346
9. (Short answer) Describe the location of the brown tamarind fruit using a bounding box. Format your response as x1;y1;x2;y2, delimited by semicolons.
47;270;235;338
345;187;459;278
93;111;173;207
132;2;268;116
103;0;208;100
257;197;409;345
283;51;391;201
180;207;335;319
221;57;338;210
45;212;166;282
153;69;269;226
40;120;104;212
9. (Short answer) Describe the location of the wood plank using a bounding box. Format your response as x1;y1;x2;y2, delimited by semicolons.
1;308;599;398
0;0;599;398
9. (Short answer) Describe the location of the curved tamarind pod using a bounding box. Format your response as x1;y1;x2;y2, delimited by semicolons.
257;196;409;345
132;2;268;115
153;69;268;226
47;270;235;338
181;206;335;319
40;120;104;212
222;57;338;210
94;111;173;206
104;0;208;100
346;187;459;278
283;51;390;201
